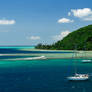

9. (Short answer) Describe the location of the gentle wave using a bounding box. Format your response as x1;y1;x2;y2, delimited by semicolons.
4;56;46;61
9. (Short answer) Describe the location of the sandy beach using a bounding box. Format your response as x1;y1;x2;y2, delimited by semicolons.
1;48;92;59
20;48;92;59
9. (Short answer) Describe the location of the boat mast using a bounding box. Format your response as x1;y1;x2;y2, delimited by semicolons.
83;45;87;59
74;45;78;75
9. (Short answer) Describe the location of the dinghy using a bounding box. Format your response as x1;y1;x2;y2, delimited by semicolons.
82;60;92;63
81;46;92;63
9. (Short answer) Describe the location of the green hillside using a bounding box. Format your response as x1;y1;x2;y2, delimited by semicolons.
35;25;92;50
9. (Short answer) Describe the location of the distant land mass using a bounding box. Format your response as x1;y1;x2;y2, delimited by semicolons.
35;24;92;50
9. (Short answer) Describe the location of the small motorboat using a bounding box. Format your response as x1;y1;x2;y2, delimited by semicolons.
82;60;92;63
67;73;89;81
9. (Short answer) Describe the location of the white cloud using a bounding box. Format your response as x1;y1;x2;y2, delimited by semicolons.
58;18;74;23
69;8;92;21
83;16;92;21
27;36;40;40
0;19;15;25
52;30;70;41
68;12;71;16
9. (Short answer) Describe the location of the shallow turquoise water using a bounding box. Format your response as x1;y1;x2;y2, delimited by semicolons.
0;58;92;92
0;46;35;49
0;46;92;92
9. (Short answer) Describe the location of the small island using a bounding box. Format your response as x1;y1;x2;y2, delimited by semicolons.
35;25;92;50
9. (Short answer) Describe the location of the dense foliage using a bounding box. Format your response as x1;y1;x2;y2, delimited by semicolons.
35;25;92;50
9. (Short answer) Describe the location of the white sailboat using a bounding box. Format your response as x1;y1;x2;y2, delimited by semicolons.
81;51;92;63
81;46;92;63
82;59;92;63
67;73;89;81
67;49;89;81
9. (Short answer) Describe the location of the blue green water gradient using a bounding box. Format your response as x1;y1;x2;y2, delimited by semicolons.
0;47;92;92
0;46;35;49
0;59;92;92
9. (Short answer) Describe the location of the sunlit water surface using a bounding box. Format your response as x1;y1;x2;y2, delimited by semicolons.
0;47;92;92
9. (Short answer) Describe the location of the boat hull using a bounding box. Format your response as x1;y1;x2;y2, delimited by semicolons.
67;77;89;81
82;60;92;63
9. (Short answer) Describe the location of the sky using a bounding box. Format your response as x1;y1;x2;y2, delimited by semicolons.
0;0;92;45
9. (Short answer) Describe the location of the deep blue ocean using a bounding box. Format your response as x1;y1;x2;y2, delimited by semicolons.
0;46;92;92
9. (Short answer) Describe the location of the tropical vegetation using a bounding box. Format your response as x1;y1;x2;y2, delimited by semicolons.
35;25;92;50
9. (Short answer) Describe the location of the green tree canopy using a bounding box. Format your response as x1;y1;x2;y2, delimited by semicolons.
36;24;92;50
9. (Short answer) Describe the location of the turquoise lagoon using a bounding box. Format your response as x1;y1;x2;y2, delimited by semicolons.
0;46;92;92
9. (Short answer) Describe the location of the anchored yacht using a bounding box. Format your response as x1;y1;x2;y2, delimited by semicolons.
82;59;92;63
67;47;89;81
67;73;89;81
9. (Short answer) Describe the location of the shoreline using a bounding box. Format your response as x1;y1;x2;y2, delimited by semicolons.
19;48;92;58
0;49;92;59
